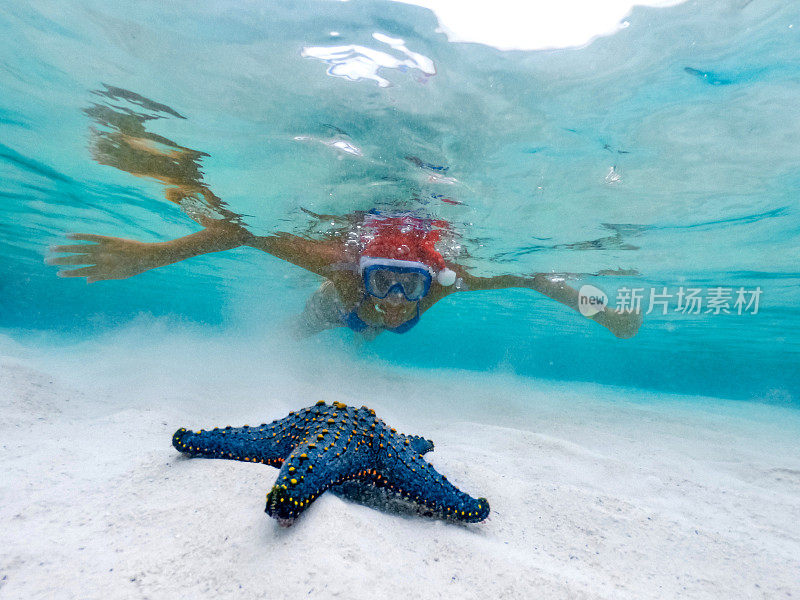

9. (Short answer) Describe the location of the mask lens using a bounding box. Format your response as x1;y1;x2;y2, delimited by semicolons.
396;272;425;300
368;269;395;297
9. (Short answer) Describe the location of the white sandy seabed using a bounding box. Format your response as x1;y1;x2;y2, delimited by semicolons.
1;326;799;600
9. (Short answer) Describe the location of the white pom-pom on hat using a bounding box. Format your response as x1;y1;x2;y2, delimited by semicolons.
437;268;456;286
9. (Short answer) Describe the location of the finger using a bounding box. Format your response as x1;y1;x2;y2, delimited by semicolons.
66;233;119;243
56;266;97;279
49;244;100;254
45;254;95;266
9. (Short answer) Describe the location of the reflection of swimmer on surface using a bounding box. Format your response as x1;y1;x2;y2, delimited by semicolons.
47;87;642;339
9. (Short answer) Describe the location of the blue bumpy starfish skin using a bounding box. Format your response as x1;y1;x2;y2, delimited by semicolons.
172;401;490;525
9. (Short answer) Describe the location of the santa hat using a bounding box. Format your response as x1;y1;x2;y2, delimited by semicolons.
360;214;457;286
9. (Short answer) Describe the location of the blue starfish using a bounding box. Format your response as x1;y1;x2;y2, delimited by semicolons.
172;401;490;525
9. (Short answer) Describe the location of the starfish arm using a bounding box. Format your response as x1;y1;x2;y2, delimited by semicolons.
376;433;489;523
172;407;326;465
265;422;376;522
401;434;434;455
172;414;309;466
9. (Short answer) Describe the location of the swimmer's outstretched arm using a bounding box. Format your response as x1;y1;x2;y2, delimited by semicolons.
47;223;248;282
245;234;344;277
455;272;642;339
48;222;343;282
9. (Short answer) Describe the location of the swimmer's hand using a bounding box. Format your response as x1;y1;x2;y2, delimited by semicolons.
592;307;643;339
47;226;249;282
46;233;165;282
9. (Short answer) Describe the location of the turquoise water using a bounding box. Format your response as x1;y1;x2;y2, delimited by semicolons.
1;0;798;402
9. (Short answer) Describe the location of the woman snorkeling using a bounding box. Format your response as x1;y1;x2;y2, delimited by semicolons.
47;86;641;339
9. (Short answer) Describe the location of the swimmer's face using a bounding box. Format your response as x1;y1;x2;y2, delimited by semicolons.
372;293;417;327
